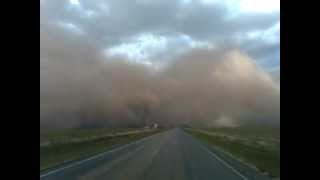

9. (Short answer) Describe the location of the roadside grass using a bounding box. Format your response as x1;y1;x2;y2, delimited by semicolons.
40;128;138;143
202;126;280;141
185;128;280;178
40;129;164;170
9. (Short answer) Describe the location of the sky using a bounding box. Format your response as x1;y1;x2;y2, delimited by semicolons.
41;0;279;76
40;0;280;129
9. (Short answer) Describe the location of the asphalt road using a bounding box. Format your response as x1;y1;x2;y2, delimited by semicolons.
40;128;271;180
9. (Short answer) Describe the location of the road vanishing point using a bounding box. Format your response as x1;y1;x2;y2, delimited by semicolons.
40;128;271;180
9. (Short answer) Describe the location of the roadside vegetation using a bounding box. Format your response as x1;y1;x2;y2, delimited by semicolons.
185;127;280;178
40;128;164;170
40;128;148;145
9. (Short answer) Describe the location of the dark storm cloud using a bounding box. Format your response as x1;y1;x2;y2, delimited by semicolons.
40;0;280;129
41;29;279;129
244;43;279;68
41;0;279;60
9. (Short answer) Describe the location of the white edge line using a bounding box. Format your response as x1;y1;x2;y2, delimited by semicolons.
200;145;249;180
182;130;249;180
187;129;264;172
40;132;159;178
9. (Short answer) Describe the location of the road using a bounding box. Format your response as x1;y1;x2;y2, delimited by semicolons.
40;128;271;180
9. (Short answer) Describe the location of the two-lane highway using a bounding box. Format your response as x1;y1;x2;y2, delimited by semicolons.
40;128;270;180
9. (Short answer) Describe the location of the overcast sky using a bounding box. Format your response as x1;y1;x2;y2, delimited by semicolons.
41;0;279;77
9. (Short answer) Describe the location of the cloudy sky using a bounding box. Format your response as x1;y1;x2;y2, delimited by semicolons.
40;0;280;129
41;0;279;77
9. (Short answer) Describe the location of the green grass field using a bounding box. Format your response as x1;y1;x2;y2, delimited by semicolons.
40;128;141;143
185;127;280;178
40;128;164;170
201;126;280;141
